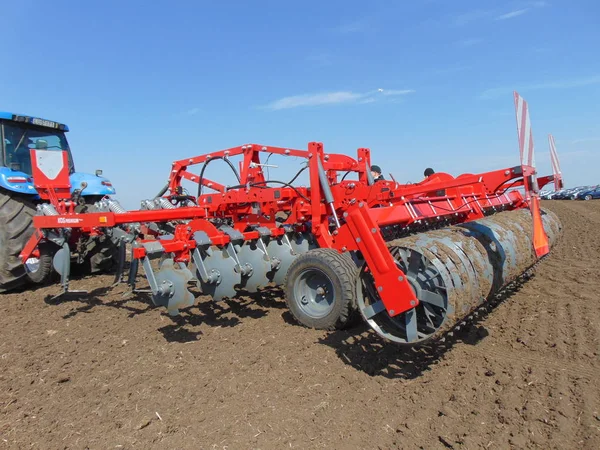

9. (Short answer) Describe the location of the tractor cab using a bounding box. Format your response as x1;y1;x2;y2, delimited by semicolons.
0;112;116;198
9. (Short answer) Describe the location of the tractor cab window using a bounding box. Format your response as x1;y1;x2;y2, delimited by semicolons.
1;121;74;176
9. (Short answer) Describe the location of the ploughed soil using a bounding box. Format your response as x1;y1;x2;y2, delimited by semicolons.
0;200;599;449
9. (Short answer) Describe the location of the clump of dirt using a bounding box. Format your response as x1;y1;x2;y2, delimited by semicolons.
0;200;598;449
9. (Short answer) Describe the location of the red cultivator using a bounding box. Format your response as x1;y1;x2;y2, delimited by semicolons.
18;92;563;344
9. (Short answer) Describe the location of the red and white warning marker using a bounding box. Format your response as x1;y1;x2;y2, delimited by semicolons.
548;134;564;191
513;91;549;258
514;91;537;173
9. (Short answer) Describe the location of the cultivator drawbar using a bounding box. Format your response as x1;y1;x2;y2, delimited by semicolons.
18;92;563;345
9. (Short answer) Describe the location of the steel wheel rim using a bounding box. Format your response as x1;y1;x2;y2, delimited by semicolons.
293;268;335;319
25;257;40;273
356;246;449;344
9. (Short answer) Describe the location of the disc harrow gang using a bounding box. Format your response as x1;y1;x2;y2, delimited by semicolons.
16;92;564;346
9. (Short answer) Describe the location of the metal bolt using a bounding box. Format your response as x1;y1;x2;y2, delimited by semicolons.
371;228;377;233
316;287;325;295
398;276;404;282
504;170;510;175
341;247;347;252
359;202;364;208
389;310;395;315
377;286;383;292
343;212;348;218
410;300;417;306
356;237;361;243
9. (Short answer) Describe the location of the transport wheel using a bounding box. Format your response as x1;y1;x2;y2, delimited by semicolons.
585;195;592;201
284;249;358;330
24;243;55;284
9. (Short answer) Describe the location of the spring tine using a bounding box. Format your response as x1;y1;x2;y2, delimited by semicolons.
127;255;139;288
112;240;127;286
122;250;141;299
51;242;87;300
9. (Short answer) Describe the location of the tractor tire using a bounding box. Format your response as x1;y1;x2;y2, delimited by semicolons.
71;199;118;275
0;191;56;292
284;249;359;331
78;235;119;274
0;191;35;292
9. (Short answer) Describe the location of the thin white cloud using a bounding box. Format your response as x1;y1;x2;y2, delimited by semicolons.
480;75;600;99
496;9;529;20
380;89;415;96
454;2;546;26
261;88;415;110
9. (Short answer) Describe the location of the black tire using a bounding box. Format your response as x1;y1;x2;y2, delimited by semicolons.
0;191;36;292
0;191;56;292
24;243;55;284
284;249;359;330
73;199;118;275
79;235;118;274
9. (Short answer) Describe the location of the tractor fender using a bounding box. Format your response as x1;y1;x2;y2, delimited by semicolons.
70;172;116;197
0;168;116;197
0;167;37;195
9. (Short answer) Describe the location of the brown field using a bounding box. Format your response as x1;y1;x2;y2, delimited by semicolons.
0;200;599;449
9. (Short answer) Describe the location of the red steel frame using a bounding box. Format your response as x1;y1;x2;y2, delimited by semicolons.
20;143;556;317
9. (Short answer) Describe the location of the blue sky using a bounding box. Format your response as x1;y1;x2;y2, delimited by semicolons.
2;0;599;208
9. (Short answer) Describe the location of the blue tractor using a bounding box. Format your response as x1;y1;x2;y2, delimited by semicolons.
0;112;117;292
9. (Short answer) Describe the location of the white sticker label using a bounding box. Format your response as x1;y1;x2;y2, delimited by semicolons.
57;218;81;224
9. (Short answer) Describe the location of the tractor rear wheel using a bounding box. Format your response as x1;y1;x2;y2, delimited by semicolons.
284;249;359;330
0;191;37;292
